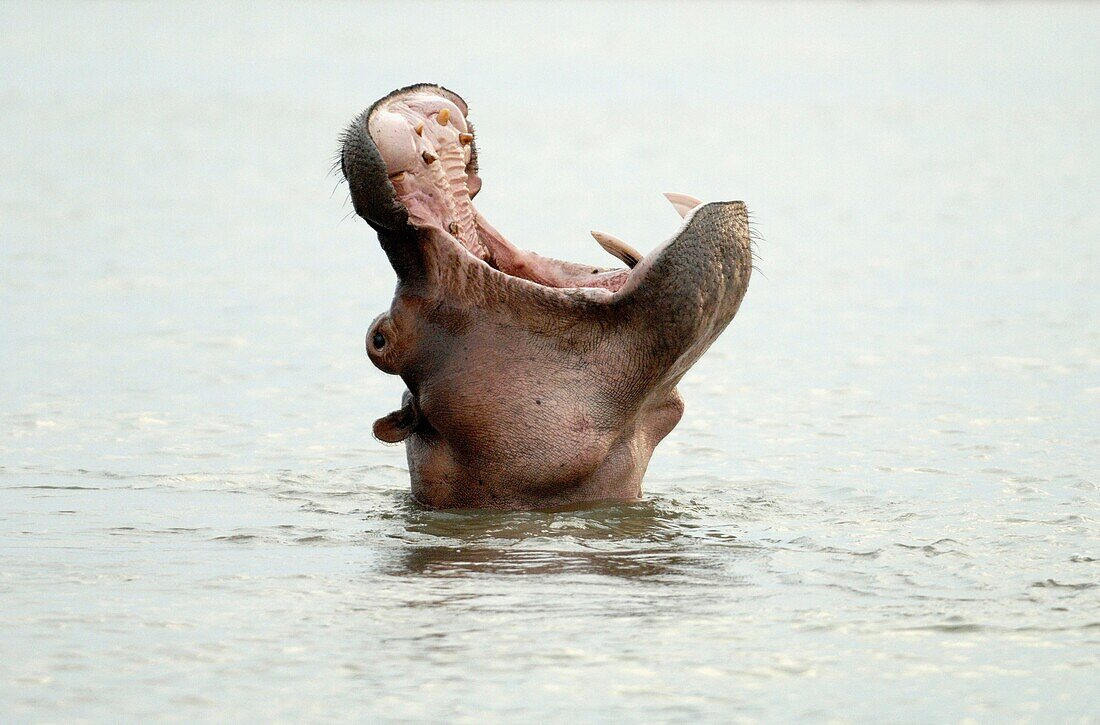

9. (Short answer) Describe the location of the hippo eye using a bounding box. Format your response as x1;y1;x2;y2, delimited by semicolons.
372;331;386;350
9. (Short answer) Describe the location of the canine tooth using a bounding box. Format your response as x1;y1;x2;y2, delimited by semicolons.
459;133;473;144
415;123;424;136
664;192;703;218
388;171;406;182
422;150;438;164
437;108;450;125
590;231;642;268
448;222;460;235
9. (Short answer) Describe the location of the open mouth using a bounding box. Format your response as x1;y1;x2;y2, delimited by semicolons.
344;84;703;294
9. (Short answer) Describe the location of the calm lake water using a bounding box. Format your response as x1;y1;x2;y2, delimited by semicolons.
2;2;1098;721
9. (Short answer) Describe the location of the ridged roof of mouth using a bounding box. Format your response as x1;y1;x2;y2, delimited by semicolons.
349;84;636;293
368;90;486;257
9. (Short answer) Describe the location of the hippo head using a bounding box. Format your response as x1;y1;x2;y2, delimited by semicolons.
339;83;752;509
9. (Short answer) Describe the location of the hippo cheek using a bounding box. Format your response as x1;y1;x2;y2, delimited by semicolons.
339;84;753;509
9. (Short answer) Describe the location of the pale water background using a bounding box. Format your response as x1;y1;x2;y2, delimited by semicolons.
2;1;1098;721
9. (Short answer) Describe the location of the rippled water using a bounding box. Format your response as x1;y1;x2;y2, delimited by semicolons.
2;1;1098;721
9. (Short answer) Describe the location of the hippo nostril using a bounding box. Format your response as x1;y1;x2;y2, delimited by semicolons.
372;331;386;350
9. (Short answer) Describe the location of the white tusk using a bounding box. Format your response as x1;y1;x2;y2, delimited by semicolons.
663;192;703;218
590;231;643;268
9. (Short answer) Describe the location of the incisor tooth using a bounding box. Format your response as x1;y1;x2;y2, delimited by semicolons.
590;231;643;268
422;150;438;164
663;192;703;218
459;133;473;145
437;108;450;125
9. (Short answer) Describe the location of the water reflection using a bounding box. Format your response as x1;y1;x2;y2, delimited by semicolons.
400;498;684;542
390;497;755;580
397;545;713;579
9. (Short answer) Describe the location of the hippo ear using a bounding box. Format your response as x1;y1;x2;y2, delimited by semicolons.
372;395;420;443
610;201;752;389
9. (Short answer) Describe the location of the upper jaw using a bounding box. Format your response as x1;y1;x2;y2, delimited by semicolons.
340;84;642;295
340;84;752;334
340;84;476;237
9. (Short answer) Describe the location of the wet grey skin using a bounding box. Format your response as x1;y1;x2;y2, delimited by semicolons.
339;83;753;510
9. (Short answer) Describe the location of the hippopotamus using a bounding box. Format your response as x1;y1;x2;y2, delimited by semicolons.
339;83;752;509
